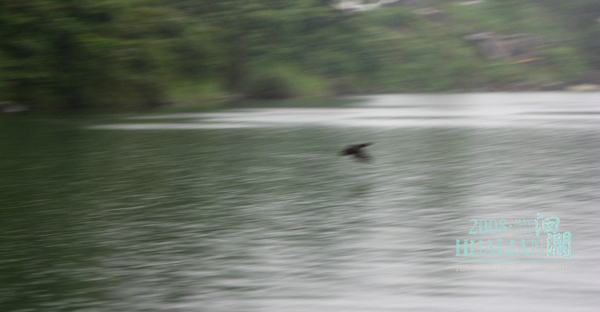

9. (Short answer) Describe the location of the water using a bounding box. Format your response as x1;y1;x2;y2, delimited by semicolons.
1;93;599;311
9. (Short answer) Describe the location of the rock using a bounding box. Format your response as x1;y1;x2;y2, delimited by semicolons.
221;93;246;102
464;32;537;61
536;82;567;91
0;101;28;113
566;84;600;91
331;0;399;12
458;0;487;5
330;77;357;95
571;71;600;85
413;8;448;23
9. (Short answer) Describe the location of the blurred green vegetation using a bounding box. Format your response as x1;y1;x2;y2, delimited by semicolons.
0;0;599;109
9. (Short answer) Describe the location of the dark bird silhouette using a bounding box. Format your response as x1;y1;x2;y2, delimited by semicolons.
339;142;374;162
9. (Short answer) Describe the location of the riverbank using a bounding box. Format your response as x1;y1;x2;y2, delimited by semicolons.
1;1;598;110
3;86;599;114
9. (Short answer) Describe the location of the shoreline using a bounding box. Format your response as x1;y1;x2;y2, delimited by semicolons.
2;86;599;114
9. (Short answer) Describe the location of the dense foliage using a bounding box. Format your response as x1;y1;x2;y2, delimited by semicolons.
0;0;598;109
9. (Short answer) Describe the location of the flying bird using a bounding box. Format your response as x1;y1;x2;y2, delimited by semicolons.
339;142;374;163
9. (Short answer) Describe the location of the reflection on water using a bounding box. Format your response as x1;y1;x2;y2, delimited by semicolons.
92;93;600;130
1;93;599;311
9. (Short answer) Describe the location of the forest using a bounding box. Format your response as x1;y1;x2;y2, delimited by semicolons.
1;0;599;109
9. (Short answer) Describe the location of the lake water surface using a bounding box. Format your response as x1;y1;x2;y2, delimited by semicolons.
1;93;599;311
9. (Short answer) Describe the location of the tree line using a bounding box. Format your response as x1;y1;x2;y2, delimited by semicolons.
1;0;598;109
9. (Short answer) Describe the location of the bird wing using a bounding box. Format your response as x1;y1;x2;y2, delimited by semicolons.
354;150;372;162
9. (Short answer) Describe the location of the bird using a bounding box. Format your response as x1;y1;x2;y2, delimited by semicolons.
339;142;374;162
